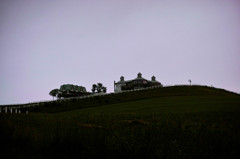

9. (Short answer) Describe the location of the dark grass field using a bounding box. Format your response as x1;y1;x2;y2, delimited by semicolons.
1;86;240;159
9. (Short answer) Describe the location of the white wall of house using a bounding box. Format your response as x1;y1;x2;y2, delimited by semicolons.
114;83;125;93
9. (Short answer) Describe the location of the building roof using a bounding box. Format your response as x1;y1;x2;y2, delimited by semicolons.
133;76;148;81
115;73;160;84
115;80;129;84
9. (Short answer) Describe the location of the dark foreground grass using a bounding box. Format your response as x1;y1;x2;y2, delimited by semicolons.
1;95;240;159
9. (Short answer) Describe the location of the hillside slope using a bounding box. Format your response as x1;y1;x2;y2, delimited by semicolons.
27;85;239;113
1;85;240;159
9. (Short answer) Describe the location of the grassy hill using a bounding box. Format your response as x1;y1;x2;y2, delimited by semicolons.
0;85;240;159
23;85;239;113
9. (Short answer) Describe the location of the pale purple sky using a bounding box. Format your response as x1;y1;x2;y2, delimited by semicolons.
1;0;240;105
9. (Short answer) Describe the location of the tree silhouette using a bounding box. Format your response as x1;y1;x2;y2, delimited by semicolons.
92;83;107;93
102;87;107;93
92;84;97;93
97;83;103;93
49;89;59;100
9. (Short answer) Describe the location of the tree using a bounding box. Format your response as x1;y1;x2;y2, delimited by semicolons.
92;84;97;93
97;83;103;93
102;87;107;93
92;83;107;93
49;89;59;100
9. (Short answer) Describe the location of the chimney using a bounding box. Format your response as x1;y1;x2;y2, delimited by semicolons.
120;76;124;81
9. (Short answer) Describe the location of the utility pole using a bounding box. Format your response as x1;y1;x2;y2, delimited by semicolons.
188;79;192;85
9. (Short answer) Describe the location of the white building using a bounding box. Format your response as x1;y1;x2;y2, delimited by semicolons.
114;73;162;93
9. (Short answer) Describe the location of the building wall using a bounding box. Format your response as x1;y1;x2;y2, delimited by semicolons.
114;73;162;93
115;80;162;92
114;83;126;93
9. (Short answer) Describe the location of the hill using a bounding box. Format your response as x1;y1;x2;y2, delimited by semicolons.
24;85;239;113
0;85;240;159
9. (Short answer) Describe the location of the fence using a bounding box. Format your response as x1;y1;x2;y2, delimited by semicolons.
0;84;207;114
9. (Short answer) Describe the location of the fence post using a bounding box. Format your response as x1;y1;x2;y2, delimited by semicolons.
5;107;7;113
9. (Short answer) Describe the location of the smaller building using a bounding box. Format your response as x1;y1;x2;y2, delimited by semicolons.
114;73;162;93
59;84;89;98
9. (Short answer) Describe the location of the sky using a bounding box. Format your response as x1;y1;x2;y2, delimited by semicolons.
1;0;240;105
